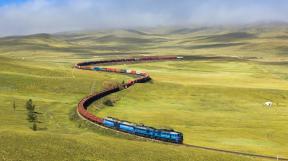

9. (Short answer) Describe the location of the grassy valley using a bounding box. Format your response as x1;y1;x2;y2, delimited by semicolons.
0;25;288;160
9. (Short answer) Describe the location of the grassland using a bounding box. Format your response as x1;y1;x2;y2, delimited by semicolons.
94;60;288;157
0;25;288;160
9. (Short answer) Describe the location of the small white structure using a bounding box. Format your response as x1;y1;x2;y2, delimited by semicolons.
264;101;273;108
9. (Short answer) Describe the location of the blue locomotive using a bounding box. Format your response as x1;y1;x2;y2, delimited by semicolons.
103;117;183;144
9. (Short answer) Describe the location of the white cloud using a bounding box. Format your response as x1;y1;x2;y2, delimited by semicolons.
0;0;287;36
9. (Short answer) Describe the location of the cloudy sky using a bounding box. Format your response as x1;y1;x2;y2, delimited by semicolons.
0;0;287;36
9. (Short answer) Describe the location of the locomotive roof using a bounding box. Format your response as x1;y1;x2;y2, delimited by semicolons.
104;117;181;134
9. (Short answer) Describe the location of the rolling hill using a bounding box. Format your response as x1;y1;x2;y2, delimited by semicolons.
0;24;288;161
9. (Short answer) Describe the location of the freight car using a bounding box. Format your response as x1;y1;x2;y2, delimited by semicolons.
76;56;184;144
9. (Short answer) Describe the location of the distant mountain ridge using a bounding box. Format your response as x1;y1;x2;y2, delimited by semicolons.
0;24;287;59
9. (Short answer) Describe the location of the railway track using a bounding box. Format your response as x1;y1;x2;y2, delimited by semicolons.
182;144;288;161
75;56;288;161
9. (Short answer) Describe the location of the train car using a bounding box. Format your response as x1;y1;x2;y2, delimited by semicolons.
134;125;155;138
93;67;103;71
101;67;107;71
119;121;135;134
80;66;93;70
127;80;135;85
136;71;142;75
169;131;183;143
106;68;113;72
154;129;183;143
115;68;121;73
126;69;132;74
77;104;104;124
102;117;183;144
131;70;137;74
103;117;118;128
120;69;126;73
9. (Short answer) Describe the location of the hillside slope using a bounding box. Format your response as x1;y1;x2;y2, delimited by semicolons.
0;25;287;160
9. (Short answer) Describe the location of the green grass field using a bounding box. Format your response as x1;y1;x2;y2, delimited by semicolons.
0;25;288;160
94;60;288;157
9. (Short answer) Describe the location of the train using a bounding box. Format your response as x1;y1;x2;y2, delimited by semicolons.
76;56;184;144
103;117;183;143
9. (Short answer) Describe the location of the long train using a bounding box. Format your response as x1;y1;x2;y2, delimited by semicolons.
75;56;288;160
75;56;184;144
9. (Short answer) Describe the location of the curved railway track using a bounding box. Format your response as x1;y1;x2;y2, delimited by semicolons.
75;56;288;161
